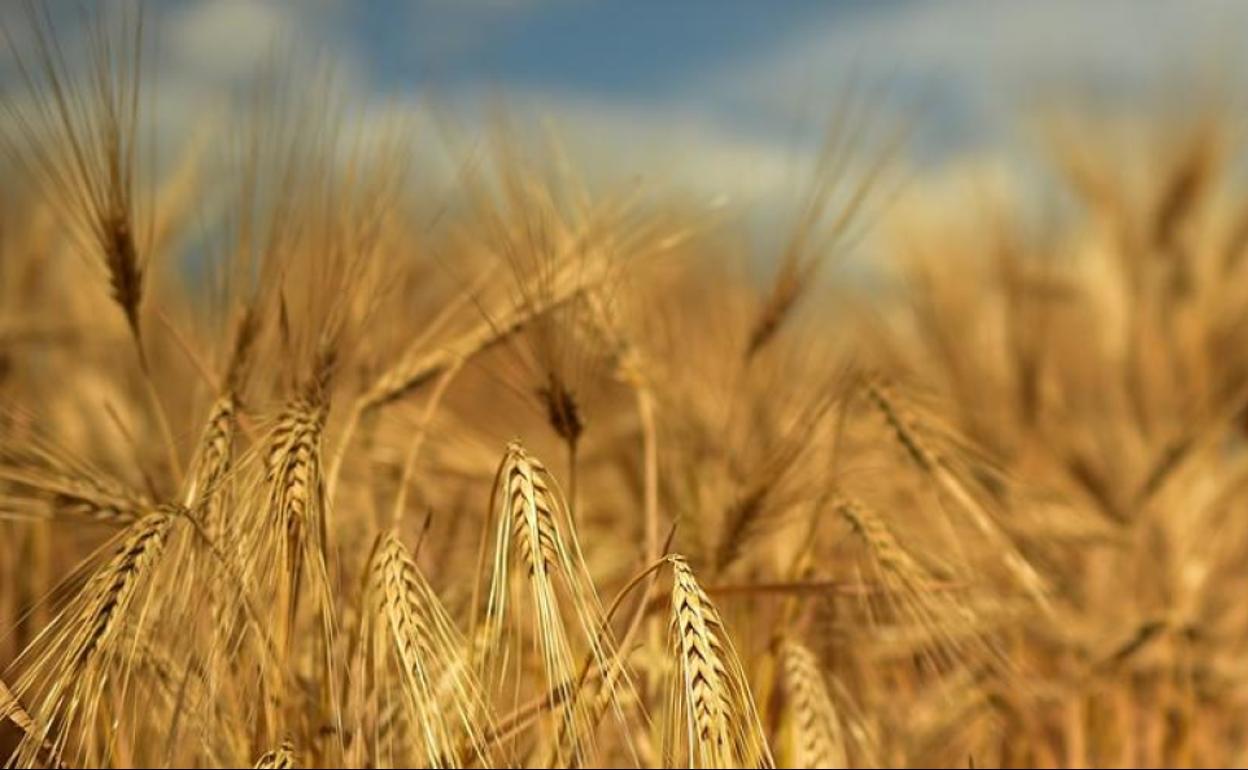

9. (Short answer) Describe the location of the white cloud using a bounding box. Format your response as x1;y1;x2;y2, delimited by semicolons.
506;93;806;204
357;88;814;229
719;1;1248;94
698;0;1248;159
18;0;1240;224
164;1;300;83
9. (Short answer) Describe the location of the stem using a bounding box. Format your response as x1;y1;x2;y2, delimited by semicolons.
470;447;512;641
566;436;579;529
636;383;659;565
388;359;463;530
469;556;674;756
154;307;217;392
706;577;966;597
630;370;663;708
137;350;183;484
325;400;363;506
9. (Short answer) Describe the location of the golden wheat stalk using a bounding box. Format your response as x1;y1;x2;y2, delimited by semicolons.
227;382;344;760
8;505;182;767
72;506;180;667
363;529;493;767
261;391;332;652
0;432;150;525
0;467;147;524
184;307;258;515
747;91;902;359
832;493;998;669
361;251;609;413
183;392;237;512
665;555;773;769
862;377;1051;608
480;439;634;766
779;639;848;769
834;494;935;595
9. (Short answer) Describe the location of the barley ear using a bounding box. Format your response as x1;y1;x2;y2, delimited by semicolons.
779;639;848;769
666;555;774;769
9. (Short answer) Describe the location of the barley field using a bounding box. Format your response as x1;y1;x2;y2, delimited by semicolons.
3;3;1248;768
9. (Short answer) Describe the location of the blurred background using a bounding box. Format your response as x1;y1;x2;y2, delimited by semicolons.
3;0;1246;210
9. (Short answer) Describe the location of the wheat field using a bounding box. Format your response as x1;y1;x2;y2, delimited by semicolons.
3;5;1248;769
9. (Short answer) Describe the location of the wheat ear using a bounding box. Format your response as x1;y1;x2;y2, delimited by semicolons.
481;439;634;765
780;639;848;768
365;529;493;767
666;555;774;768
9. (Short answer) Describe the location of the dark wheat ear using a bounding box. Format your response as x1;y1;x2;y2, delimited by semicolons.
747;92;903;359
0;4;192;486
0;3;150;349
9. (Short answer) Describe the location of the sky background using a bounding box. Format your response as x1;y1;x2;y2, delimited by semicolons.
3;0;1248;208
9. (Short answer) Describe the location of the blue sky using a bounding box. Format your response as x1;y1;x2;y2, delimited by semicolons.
4;1;1247;205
